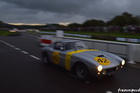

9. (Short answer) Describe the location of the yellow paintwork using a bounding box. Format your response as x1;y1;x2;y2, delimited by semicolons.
65;49;98;70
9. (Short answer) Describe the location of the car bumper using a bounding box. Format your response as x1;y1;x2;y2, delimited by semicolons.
97;64;124;77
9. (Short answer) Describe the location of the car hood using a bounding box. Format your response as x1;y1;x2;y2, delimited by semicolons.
74;50;122;69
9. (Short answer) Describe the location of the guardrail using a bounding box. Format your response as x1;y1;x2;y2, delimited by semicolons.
39;31;91;38
39;31;140;43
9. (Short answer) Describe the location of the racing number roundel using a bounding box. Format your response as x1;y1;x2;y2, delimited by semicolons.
52;51;60;64
94;57;110;65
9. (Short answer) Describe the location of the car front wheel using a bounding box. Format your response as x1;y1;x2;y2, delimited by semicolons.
74;63;90;81
42;53;50;65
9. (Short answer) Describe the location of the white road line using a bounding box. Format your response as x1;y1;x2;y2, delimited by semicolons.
0;40;10;45
30;55;41;60
9;45;15;48
0;40;41;61
0;40;16;49
5;43;11;46
21;51;29;54
0;40;5;42
0;40;4;43
14;48;20;50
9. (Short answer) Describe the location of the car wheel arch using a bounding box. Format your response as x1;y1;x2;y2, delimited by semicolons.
71;61;91;81
42;51;51;65
71;61;89;73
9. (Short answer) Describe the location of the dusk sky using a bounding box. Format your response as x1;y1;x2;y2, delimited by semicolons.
0;0;140;24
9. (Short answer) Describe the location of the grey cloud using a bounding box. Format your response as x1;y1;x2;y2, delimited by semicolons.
0;0;140;24
0;0;98;14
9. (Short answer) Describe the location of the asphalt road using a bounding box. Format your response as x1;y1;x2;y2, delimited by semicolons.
0;32;140;93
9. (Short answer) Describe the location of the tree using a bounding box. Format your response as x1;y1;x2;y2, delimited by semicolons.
68;23;82;27
82;19;105;27
0;21;13;28
107;12;140;26
0;21;3;23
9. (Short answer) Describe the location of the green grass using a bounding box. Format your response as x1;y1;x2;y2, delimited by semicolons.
41;30;140;39
0;31;11;36
0;31;21;36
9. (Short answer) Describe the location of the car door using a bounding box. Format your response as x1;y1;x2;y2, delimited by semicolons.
49;42;66;67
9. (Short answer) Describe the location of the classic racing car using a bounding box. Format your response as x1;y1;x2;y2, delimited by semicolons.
9;30;21;36
42;40;125;80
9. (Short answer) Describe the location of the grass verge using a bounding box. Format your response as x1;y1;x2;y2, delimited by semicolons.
41;30;140;39
0;31;21;36
0;31;11;36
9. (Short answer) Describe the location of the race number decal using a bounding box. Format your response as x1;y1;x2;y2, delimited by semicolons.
52;51;60;64
94;57;110;65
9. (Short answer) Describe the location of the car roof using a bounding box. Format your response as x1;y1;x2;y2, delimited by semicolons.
56;39;80;43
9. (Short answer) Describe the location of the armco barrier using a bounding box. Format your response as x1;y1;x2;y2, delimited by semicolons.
130;44;140;63
60;37;140;63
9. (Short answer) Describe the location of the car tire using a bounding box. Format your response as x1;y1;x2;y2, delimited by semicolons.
42;53;51;66
74;63;90;81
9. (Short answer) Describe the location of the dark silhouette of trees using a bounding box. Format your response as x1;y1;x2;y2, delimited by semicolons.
67;12;140;27
68;23;82;27
107;12;140;26
82;19;105;27
1;12;140;32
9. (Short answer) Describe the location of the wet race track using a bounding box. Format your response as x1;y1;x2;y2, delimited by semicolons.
0;32;140;93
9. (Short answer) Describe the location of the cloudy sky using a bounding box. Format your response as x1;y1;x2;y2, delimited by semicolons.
0;0;140;24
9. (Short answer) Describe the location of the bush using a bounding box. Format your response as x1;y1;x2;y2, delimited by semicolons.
91;35;116;41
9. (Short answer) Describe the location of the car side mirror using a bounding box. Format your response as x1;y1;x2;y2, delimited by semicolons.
60;47;64;51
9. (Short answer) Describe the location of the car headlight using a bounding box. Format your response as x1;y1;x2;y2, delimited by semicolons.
10;31;16;32
121;60;125;65
97;65;103;72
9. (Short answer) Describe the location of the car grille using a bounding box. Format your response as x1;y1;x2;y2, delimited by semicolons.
107;67;116;72
106;65;120;73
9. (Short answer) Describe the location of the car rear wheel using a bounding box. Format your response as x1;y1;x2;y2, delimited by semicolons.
74;63;90;81
42;53;51;65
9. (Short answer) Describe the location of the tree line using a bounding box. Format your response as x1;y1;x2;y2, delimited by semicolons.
0;12;140;33
68;12;140;27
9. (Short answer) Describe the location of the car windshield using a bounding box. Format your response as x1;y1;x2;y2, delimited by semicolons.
65;41;88;50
